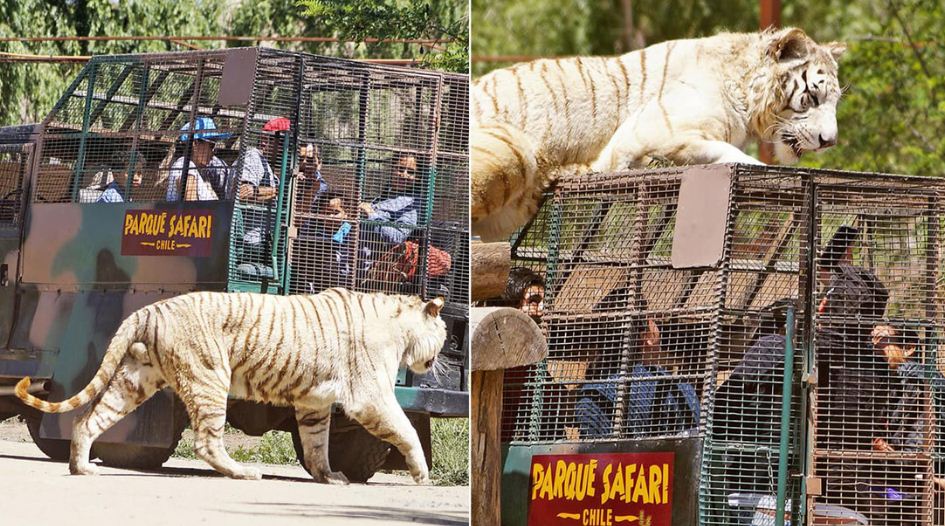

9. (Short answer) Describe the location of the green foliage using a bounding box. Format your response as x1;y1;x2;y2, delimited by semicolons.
430;417;468;486
473;0;945;177
794;0;945;177
172;431;197;459
230;431;298;465
0;0;467;126
299;0;468;72
173;427;299;465
472;0;756;75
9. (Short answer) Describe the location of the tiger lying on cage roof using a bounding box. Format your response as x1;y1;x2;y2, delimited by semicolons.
472;27;846;241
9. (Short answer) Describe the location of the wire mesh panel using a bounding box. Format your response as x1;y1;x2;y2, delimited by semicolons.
501;169;721;444
33;52;250;206
701;168;809;526
809;174;944;526
0;144;30;225
499;164;945;525
284;56;469;315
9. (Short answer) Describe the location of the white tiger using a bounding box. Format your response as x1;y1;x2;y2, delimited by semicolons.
16;288;446;484
472;27;846;241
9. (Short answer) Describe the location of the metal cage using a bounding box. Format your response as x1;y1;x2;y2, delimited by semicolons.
3;48;468;456
501;163;945;526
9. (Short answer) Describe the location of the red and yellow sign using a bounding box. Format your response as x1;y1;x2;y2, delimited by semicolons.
121;209;215;256
528;452;674;526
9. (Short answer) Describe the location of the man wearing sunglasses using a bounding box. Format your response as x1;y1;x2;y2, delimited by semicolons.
167;117;230;201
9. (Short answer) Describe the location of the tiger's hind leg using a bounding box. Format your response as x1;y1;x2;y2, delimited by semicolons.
70;359;164;475
471;123;544;242
184;390;261;480
350;394;429;485
295;404;348;485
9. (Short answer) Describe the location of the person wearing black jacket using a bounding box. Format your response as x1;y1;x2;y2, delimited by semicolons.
815;225;892;451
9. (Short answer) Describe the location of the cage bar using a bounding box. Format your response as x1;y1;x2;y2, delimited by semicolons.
502;163;945;526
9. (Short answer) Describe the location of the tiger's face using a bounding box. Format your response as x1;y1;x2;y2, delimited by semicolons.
763;29;846;164
403;297;448;375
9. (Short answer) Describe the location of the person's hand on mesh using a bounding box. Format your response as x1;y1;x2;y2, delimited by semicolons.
297;143;321;180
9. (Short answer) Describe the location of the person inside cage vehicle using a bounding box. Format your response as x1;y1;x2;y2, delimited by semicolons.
502;266;545;322
574;298;701;440
359;152;452;296
233;116;323;279
165;116;232;202
82;149;145;203
715;226;945;521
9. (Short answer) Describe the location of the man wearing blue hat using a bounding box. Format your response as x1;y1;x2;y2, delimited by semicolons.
167;117;231;201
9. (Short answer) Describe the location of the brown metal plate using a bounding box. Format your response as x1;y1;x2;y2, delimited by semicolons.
671;165;732;269
218;48;258;107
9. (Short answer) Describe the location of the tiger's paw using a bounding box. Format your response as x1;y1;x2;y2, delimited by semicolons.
312;469;350;485
233;466;263;480
411;471;431;485
325;471;349;485
69;462;100;476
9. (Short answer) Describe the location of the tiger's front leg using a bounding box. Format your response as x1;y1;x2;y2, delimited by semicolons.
295;404;349;485
350;395;429;485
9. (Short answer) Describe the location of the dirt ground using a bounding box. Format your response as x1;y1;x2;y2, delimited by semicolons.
0;418;469;525
0;415;266;450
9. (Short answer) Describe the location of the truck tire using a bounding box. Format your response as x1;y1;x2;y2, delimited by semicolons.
26;417;71;462
93;440;181;470
291;424;391;483
93;399;188;470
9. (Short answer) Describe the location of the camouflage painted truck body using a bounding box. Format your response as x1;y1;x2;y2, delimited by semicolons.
0;48;469;477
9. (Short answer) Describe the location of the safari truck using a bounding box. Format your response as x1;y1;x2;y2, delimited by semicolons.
0;48;469;482
502;164;945;525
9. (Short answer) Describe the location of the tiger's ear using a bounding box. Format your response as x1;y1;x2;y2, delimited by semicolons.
424;297;445;318
767;27;811;62
824;41;847;60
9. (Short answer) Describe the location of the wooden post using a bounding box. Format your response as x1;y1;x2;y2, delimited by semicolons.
759;0;781;164
472;241;512;301
471;307;547;526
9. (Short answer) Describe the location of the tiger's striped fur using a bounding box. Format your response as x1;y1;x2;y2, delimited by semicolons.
15;288;447;484
472;27;846;241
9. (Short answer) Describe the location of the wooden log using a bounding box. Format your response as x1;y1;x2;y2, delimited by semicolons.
472;241;511;301
470;307;546;372
471;306;547;526
472;368;504;526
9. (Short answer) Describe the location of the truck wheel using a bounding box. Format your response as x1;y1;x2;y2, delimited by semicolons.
93;400;188;470
93;440;180;470
291;424;391;483
26;417;71;462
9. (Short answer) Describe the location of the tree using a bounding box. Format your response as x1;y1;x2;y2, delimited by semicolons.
0;0;467;126
298;0;468;73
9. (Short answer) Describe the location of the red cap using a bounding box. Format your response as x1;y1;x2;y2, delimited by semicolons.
263;117;291;133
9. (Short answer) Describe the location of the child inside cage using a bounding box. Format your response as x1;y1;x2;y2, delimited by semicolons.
298;188;353;293
501;266;545;322
82;149;144;203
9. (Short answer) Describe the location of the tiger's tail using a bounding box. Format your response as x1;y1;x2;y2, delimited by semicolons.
471;123;544;242
15;313;144;413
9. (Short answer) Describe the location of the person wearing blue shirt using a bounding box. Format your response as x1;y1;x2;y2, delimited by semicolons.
95;150;143;203
359;153;420;246
576;304;700;439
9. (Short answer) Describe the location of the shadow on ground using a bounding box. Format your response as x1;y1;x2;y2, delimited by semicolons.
229;503;467;525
